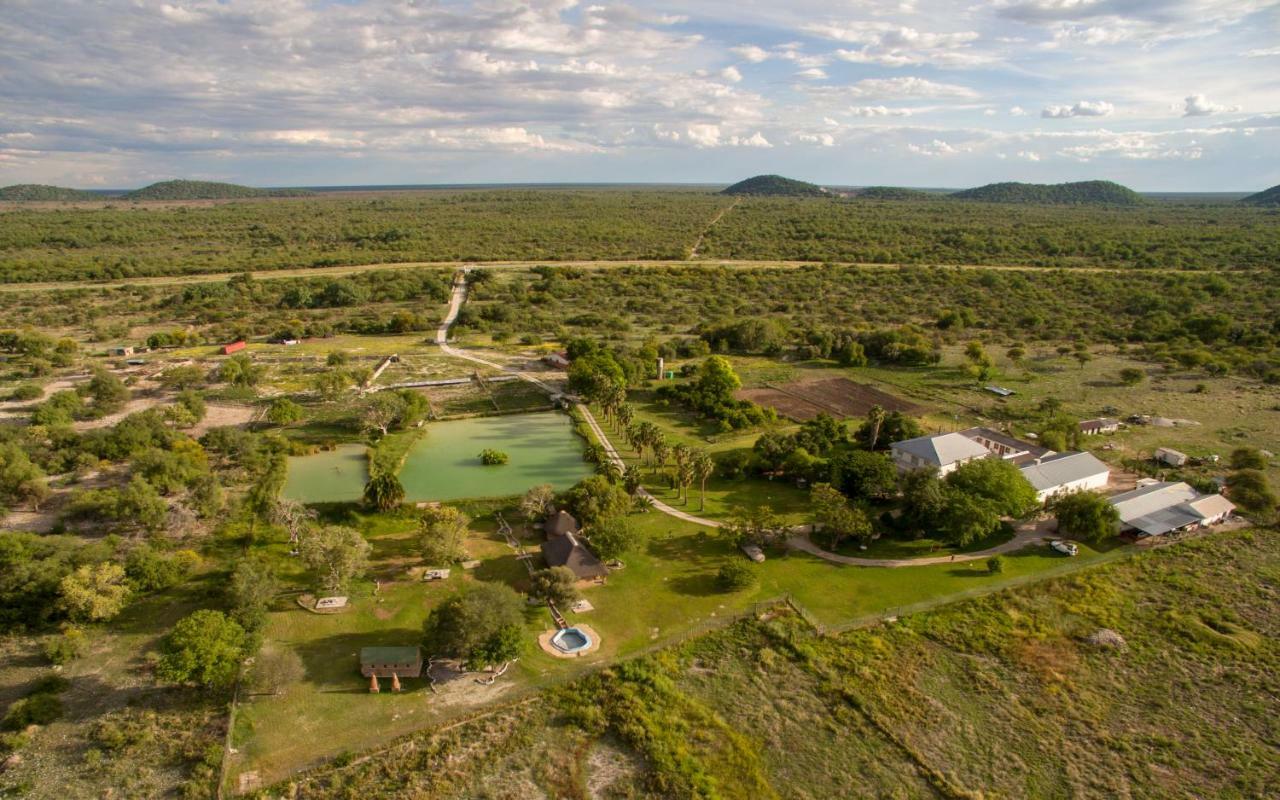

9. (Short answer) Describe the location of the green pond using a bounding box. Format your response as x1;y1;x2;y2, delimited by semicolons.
282;411;593;504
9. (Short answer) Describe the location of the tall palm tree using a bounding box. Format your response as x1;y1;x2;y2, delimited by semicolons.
596;459;622;484
692;451;715;512
866;405;887;451
652;437;670;476
671;444;691;502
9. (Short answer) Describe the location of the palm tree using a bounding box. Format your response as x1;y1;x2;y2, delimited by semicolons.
623;464;643;495
692;450;715;512
363;473;405;511
652;437;670;476
866;405;886;451
671;444;691;502
616;403;634;431
596;459;622;484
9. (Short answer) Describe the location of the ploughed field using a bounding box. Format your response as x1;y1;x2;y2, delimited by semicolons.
736;376;924;421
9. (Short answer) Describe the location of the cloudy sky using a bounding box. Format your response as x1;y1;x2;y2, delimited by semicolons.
1;0;1278;190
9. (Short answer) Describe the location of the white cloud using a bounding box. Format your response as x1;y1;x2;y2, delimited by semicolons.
1244;47;1280;57
1017;150;1041;161
796;68;828;80
1182;94;1240;117
849;105;913;117
1042;100;1114;118
907;138;960;156
731;44;770;63
719;66;743;83
845;77;979;99
685;123;722;147
818;22;994;67
794;132;836;146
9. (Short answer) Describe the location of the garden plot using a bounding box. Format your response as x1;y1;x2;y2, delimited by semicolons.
738;377;923;421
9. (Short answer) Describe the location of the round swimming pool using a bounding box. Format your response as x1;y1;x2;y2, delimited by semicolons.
550;627;592;654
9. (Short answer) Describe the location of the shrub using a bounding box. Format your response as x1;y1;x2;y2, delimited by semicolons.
3;692;63;730
716;560;758;592
987;556;1005;574
9;384;43;402
479;448;509;465
43;625;87;665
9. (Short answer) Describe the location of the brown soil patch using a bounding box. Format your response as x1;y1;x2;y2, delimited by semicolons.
738;377;923;421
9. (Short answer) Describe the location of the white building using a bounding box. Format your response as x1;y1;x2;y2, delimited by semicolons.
1107;481;1234;537
891;432;991;476
1019;452;1111;504
1154;447;1188;467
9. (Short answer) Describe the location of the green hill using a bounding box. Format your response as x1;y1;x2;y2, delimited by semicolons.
951;180;1146;206
124;180;312;200
0;184;100;201
1240;184;1280;206
852;186;935;201
721;175;828;197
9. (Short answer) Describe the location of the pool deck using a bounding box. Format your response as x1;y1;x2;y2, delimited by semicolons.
537;624;601;659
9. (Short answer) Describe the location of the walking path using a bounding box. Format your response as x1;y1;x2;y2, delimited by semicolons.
435;271;1057;569
688;198;739;258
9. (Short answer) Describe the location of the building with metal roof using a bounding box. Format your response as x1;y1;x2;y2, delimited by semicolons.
1107;481;1234;537
891;432;991;475
1019;451;1110;503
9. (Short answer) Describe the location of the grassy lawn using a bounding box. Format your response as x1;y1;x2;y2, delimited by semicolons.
228;494;1130;788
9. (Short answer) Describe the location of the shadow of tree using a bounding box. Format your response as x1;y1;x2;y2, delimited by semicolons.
291;628;422;691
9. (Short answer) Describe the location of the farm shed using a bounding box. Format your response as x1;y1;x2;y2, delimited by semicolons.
1079;418;1120;435
958;427;1052;465
221;340;247;355
1019;452;1110;504
1107;481;1234;537
1154;447;1188;467
359;646;423;678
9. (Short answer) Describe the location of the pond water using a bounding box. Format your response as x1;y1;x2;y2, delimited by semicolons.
282;411;592;504
282;443;368;504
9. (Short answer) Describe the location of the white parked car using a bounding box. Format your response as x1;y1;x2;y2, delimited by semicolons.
740;544;766;563
1050;540;1078;556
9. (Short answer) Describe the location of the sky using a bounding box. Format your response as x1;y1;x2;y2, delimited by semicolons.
1;0;1278;191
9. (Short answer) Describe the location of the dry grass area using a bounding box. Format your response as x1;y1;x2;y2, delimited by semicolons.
272;527;1278;799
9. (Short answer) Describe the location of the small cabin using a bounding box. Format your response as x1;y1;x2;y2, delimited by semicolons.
1079;418;1120;436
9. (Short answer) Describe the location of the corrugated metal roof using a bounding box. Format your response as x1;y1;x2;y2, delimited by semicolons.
1019;452;1110;492
892;433;990;467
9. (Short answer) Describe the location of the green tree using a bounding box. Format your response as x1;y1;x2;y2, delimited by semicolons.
715;560;758;592
564;475;633;527
1052;490;1119;542
363;472;405;511
519;484;554;522
936;488;1002;547
266;398;304;425
528;566;581;607
587;515;644;560
1229;448;1268;471
59;562;130;622
1226;470;1276;517
0;441;49;512
423;582;526;670
86;366;130;413
945;458;1038;518
723;505;783;548
219;353;264;387
312;370;351;400
830;450;897;501
810;483;873;550
418;505;470;565
156;610;246;689
1118;367;1145;386
299;526;371;594
227;558;279;632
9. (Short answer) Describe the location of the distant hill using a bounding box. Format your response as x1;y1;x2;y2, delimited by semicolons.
721;175;828;197
1240;184;1280;206
0;184;99;201
852;186;935;201
124;180;313;200
950;180;1146;206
